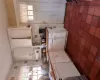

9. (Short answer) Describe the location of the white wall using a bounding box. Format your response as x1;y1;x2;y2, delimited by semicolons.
14;0;66;42
18;0;66;24
0;0;13;80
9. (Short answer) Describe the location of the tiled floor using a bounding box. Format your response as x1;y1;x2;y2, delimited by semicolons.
7;60;49;80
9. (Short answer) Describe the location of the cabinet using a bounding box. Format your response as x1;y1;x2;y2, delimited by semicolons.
8;28;34;61
46;28;68;51
13;47;33;61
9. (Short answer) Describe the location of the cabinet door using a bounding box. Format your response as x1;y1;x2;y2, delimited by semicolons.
49;33;53;38
48;38;53;51
53;32;66;38
13;47;33;61
52;38;65;50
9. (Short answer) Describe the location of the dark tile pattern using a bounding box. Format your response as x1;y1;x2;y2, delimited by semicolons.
64;1;100;80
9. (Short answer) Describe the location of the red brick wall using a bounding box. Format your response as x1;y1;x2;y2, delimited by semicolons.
64;1;100;80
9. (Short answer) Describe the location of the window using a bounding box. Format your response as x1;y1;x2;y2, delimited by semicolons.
27;5;34;21
19;3;34;23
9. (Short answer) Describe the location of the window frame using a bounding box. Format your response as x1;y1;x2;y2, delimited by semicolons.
18;2;34;24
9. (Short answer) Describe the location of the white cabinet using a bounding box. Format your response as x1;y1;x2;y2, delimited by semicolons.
53;38;66;50
13;46;42;61
8;28;32;39
53;62;80;80
8;28;35;61
47;28;68;51
13;47;33;61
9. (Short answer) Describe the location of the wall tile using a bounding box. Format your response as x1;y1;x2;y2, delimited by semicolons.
82;32;94;44
80;6;84;13
84;42;91;49
93;37;100;47
97;48;100;56
88;6;95;15
82;14;87;22
82;47;90;58
84;59;93;76
86;15;92;24
80;45;85;52
89;26;96;36
80;56;87;69
77;52;82;64
89;58;100;79
84;23;90;32
80;37;85;46
91;16;99;27
89;65;99;80
83;6;89;14
65;1;100;80
95;28;100;39
94;6;100;17
79;29;84;37
80;22;85;30
97;19;100;28
90;45;98;56
94;57;100;68
96;72;100;80
88;53;95;62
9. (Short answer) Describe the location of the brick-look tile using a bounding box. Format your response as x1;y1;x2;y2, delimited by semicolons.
79;29;84;37
65;2;100;80
84;1;92;5
80;37;85;45
88;6;95;15
97;19;100;28
76;5;80;13
97;72;100;80
80;6;84;13
84;59;93;76
86;15;92;24
88;53;95;62
80;22;85;30
94;6;100;17
89;26;96;36
89;58;100;80
84;23;90;32
82;14;87;22
85;42;91;49
90;45;98;56
97;49;100;56
83;6;89;14
95;28;100;39
93;37;100;48
91;16;99;27
77;52;82;64
82;32;94;44
82;47;90;58
80;56;87;69
94;58;100;70
79;44;84;53
89;65;99;80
